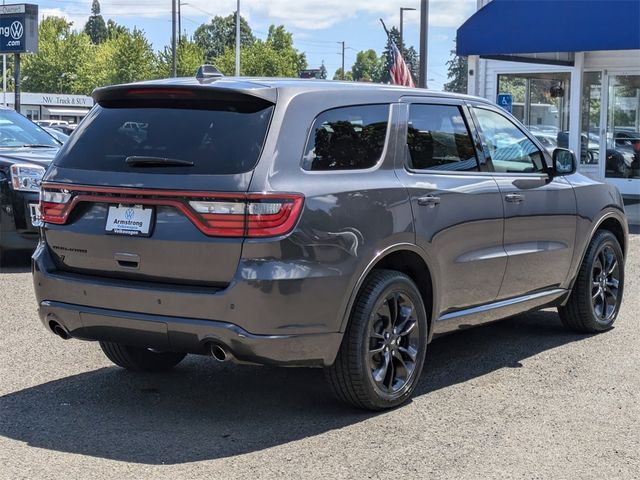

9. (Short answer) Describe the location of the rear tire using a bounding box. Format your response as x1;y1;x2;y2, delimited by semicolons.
99;341;186;372
325;269;428;410
558;230;624;333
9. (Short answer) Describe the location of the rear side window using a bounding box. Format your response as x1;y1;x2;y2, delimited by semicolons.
302;104;389;171
407;104;478;172
54;103;274;175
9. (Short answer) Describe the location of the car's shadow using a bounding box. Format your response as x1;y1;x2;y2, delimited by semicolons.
0;251;32;273
0;311;591;465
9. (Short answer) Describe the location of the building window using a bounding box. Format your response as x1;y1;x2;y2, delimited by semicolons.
497;72;571;157
25;108;39;120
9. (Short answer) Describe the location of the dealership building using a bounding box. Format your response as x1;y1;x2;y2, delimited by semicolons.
458;0;640;196
4;92;94;124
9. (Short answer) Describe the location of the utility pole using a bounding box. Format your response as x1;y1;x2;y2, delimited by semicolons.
340;41;345;80
177;1;181;42
14;54;20;112
419;0;429;88
400;7;416;53
235;0;240;76
171;0;177;77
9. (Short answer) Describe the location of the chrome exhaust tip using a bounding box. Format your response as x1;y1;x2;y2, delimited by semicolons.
210;343;229;362
50;321;70;340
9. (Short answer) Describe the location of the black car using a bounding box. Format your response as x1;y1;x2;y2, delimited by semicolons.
0;107;60;264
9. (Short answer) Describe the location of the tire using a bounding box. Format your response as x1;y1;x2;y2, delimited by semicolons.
99;341;186;372
325;269;428;410
558;230;624;333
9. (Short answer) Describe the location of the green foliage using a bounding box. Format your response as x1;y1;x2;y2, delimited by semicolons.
351;49;384;83
215;25;306;77
381;27;419;84
96;28;156;87
318;62;327;80
193;13;254;62
444;47;468;93
22;17;96;94
333;68;353;81
84;0;108;44
156;36;206;78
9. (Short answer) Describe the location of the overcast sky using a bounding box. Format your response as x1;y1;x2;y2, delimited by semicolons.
35;0;477;90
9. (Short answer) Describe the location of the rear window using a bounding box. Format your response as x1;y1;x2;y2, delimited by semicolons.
302;104;389;171
54;103;274;175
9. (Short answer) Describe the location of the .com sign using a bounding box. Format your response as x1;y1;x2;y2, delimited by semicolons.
0;5;39;55
1;20;24;47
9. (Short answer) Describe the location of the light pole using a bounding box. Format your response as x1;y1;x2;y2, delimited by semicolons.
399;7;416;52
235;0;241;76
171;0;177;77
419;0;429;88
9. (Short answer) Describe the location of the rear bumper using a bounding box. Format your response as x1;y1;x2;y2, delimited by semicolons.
38;300;341;366
32;243;346;366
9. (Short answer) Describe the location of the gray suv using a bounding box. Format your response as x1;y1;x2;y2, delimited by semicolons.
33;77;628;410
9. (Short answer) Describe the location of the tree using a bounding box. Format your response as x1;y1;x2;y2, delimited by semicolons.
156;36;206;78
214;25;306;77
84;0;108;44
106;19;127;40
22;16;96;94
318;61;327;80
351;49;383;83
193;13;255;62
381;27;419;84
333;68;353;81
444;46;468;93
95;27;156;87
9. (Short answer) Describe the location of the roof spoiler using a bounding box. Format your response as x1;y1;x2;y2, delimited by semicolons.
196;64;224;80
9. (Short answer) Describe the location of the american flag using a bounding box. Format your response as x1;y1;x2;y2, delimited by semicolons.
389;41;415;88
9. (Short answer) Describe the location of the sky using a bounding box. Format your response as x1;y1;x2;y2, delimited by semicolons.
32;0;478;90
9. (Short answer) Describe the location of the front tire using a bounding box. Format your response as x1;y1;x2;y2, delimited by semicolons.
558;230;624;333
99;341;186;372
326;270;428;410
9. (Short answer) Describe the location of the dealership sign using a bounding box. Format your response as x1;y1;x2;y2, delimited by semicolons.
0;4;38;54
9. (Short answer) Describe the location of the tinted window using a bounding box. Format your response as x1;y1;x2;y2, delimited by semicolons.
407;104;478;171
302;105;389;171
0;109;59;148
54;103;274;175
473;107;545;173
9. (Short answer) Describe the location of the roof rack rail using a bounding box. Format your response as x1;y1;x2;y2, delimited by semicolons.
196;65;224;80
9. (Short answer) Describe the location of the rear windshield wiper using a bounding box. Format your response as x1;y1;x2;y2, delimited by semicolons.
125;156;194;167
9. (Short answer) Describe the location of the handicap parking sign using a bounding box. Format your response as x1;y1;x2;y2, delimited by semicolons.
497;93;513;113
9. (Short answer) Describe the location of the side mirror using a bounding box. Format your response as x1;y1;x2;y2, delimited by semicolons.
552;148;577;175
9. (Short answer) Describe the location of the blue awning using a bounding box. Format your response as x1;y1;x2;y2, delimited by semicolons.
457;0;640;56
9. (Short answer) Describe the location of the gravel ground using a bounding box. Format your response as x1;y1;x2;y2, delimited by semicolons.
0;235;638;480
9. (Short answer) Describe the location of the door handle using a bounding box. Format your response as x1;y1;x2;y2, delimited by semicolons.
505;193;524;203
417;195;441;207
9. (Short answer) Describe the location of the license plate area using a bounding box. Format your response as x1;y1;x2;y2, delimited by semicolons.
105;204;154;237
29;203;42;228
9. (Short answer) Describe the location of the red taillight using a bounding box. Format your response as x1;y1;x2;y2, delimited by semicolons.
40;184;304;238
40;189;73;224
189;194;304;237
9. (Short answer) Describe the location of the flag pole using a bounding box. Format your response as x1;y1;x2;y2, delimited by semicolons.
379;18;391;39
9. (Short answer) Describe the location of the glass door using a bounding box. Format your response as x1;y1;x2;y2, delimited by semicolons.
604;73;640;195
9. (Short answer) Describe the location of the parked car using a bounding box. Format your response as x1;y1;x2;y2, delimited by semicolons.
35;119;69;128
0;107;60;264
33;78;628;410
43;126;69;144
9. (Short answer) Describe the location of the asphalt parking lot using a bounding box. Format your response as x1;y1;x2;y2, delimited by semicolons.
0;233;638;479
